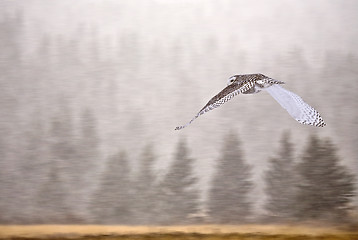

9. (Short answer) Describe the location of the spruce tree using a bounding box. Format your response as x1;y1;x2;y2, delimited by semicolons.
77;109;100;180
36;107;77;223
73;109;100;219
296;135;355;222
133;144;158;224
264;131;297;222
0;131;5;223
208;132;253;223
157;138;200;224
19;113;48;223
91;151;132;224
36;161;71;223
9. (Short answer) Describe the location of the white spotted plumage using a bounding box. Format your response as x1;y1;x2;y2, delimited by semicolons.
175;74;326;130
265;85;326;127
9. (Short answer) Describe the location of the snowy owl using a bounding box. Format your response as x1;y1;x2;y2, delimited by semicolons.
175;74;326;130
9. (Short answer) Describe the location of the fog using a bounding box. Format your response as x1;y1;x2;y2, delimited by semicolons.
0;0;357;224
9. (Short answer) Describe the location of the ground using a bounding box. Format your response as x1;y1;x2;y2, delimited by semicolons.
0;224;357;240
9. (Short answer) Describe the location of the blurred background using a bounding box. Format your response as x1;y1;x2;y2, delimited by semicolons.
0;0;357;225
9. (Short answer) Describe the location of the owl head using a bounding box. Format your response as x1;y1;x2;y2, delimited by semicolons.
227;75;238;85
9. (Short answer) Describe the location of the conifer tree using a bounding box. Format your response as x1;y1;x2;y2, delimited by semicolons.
91;151;132;224
264;131;297;221
133;144;158;224
36;104;80;222
296;135;356;222
36;109;75;222
73;109;100;219
78;109;100;176
157;139;199;224
36;160;71;223
208;132;253;223
0;132;5;223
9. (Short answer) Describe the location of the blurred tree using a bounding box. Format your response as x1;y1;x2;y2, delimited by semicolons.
35;103;79;223
208;132;253;223
263;131;297;222
295;135;356;222
133;144;158;224
36;157;72;223
0;14;24;223
16;112;48;223
157;138;200;224
91;151;132;224
0;12;23;72
69;108;101;220
0;128;8;223
78;108;99;166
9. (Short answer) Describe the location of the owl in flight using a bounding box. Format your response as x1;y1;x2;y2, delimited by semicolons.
175;74;326;130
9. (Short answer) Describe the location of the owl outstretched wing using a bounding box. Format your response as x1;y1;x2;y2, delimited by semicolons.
265;85;326;127
175;81;254;130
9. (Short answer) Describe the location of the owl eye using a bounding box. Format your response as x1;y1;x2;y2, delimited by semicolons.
228;76;236;84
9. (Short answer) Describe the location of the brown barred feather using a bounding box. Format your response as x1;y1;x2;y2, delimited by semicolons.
175;73;325;130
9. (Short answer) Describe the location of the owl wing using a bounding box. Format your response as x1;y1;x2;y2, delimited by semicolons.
265;85;326;127
175;81;255;130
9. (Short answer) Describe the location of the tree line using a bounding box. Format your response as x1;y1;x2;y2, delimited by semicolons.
0;106;355;224
0;12;356;225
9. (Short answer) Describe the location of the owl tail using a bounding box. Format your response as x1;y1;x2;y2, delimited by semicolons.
265;85;326;127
